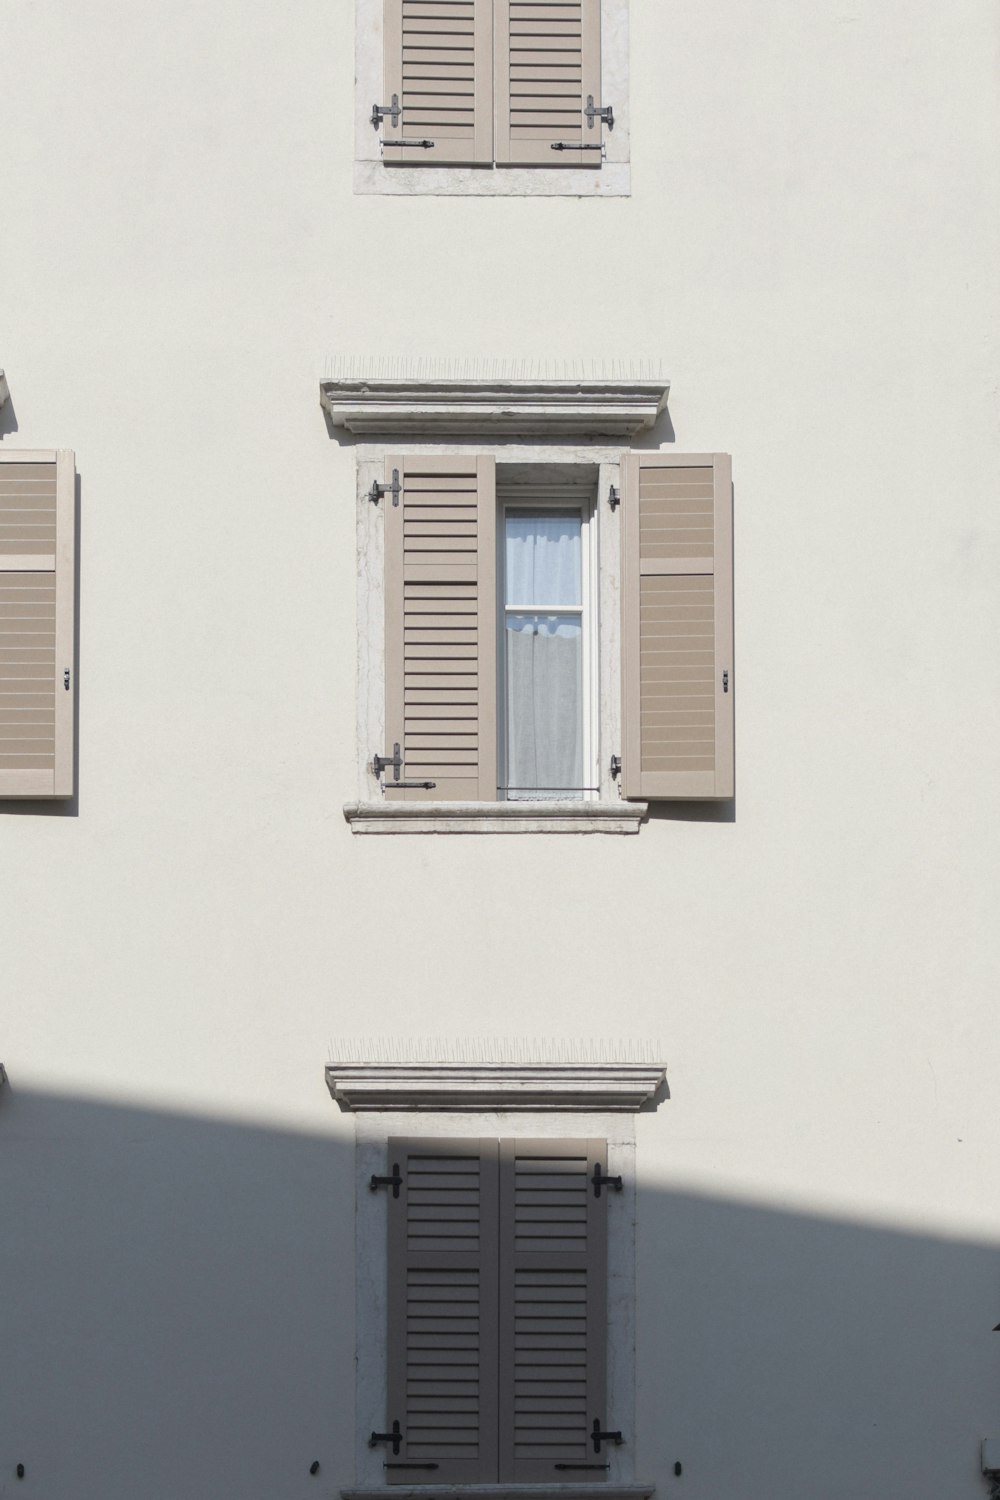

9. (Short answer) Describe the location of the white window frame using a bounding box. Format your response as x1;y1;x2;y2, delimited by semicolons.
353;0;632;198
497;485;600;803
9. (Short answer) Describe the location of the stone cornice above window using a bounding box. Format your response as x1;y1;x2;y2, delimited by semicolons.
320;360;669;439
326;1045;667;1113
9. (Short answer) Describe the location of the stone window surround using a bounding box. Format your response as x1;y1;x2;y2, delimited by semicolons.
354;0;631;197
348;1108;645;1497
348;441;638;833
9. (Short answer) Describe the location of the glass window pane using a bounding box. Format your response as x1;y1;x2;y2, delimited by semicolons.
505;613;583;799
505;511;582;607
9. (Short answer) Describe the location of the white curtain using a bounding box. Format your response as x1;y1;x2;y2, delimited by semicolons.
504;514;583;798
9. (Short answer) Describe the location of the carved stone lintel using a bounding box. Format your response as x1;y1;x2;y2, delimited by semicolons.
320;375;669;439
326;1061;667;1113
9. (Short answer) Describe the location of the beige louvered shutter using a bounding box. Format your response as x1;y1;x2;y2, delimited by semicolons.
386;1139;500;1483
383;0;494;165
498;1138;608;1482
0;450;75;798
621;452;734;800
384;454;497;801
494;0;603;166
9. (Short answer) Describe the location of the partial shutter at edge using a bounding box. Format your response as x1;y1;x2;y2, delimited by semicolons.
494;0;602;167
386;1138;500;1484
0;449;75;798
621;451;734;801
498;1137;608;1483
384;453;497;802
383;0;494;165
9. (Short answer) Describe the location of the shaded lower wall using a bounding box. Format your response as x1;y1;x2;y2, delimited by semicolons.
1;1086;997;1500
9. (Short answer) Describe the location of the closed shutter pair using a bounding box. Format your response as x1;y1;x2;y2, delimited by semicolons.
385;1137;610;1482
382;0;605;166
382;451;734;802
0;451;75;798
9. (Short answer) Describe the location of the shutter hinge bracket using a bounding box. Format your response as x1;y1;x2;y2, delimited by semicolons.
383;139;435;150
370;1163;403;1198
591;1162;623;1197
372;743;402;781
372;742;436;791
63;669;71;691
585;95;614;130
551;141;603;152
369;1421;403;1455
368;468;401;506
591;1419;623;1454
723;670;729;693
371;94;400;129
610;755;622;780
608;484;620;511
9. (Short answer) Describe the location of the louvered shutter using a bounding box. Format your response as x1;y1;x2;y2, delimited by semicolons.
494;0;603;166
383;0;494;165
0;450;75;798
621;452;734;800
384;454;497;801
498;1138;608;1482
386;1139;500;1483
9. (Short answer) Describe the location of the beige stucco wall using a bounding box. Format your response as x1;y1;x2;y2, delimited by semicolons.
2;2;999;1497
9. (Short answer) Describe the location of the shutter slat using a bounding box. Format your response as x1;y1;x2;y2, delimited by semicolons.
0;450;75;799
388;1139;499;1484
385;454;496;802
384;0;493;164
622;452;734;800
498;1138;607;1482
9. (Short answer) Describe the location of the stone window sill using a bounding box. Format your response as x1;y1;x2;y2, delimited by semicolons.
342;800;647;835
343;1488;654;1500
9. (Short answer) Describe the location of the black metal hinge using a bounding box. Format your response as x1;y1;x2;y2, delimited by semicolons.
372;742;436;791
591;1418;623;1454
585;94;614;130
551;141;603;152
591;1162;623;1197
383;139;435;149
371;94;400;129
370;1421;402;1455
610;754;622;780
608;484;620;511
370;1164;403;1198
723;670;729;693
368;468;400;506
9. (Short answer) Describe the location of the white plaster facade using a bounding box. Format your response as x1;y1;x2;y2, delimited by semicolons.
2;2;1000;1499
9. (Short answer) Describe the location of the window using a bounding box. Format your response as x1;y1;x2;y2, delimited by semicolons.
350;447;734;829
354;0;631;196
0;449;76;799
377;1136;613;1483
499;474;597;801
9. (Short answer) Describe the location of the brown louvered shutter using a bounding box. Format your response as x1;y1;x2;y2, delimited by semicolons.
0;450;75;798
498;1138;608;1482
494;0;603;166
386;1139;500;1483
383;0;494;165
621;452;734;800
383;454;497;801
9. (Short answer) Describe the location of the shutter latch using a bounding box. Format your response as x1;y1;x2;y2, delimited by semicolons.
585;95;614;130
63;669;71;691
370;1163;403;1198
369;1421;403;1455
610;755;622;780
608;484;620;511
723;670;729;693
371;94;400;129
591;1163;623;1197
591;1419;623;1454
368;468;401;506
